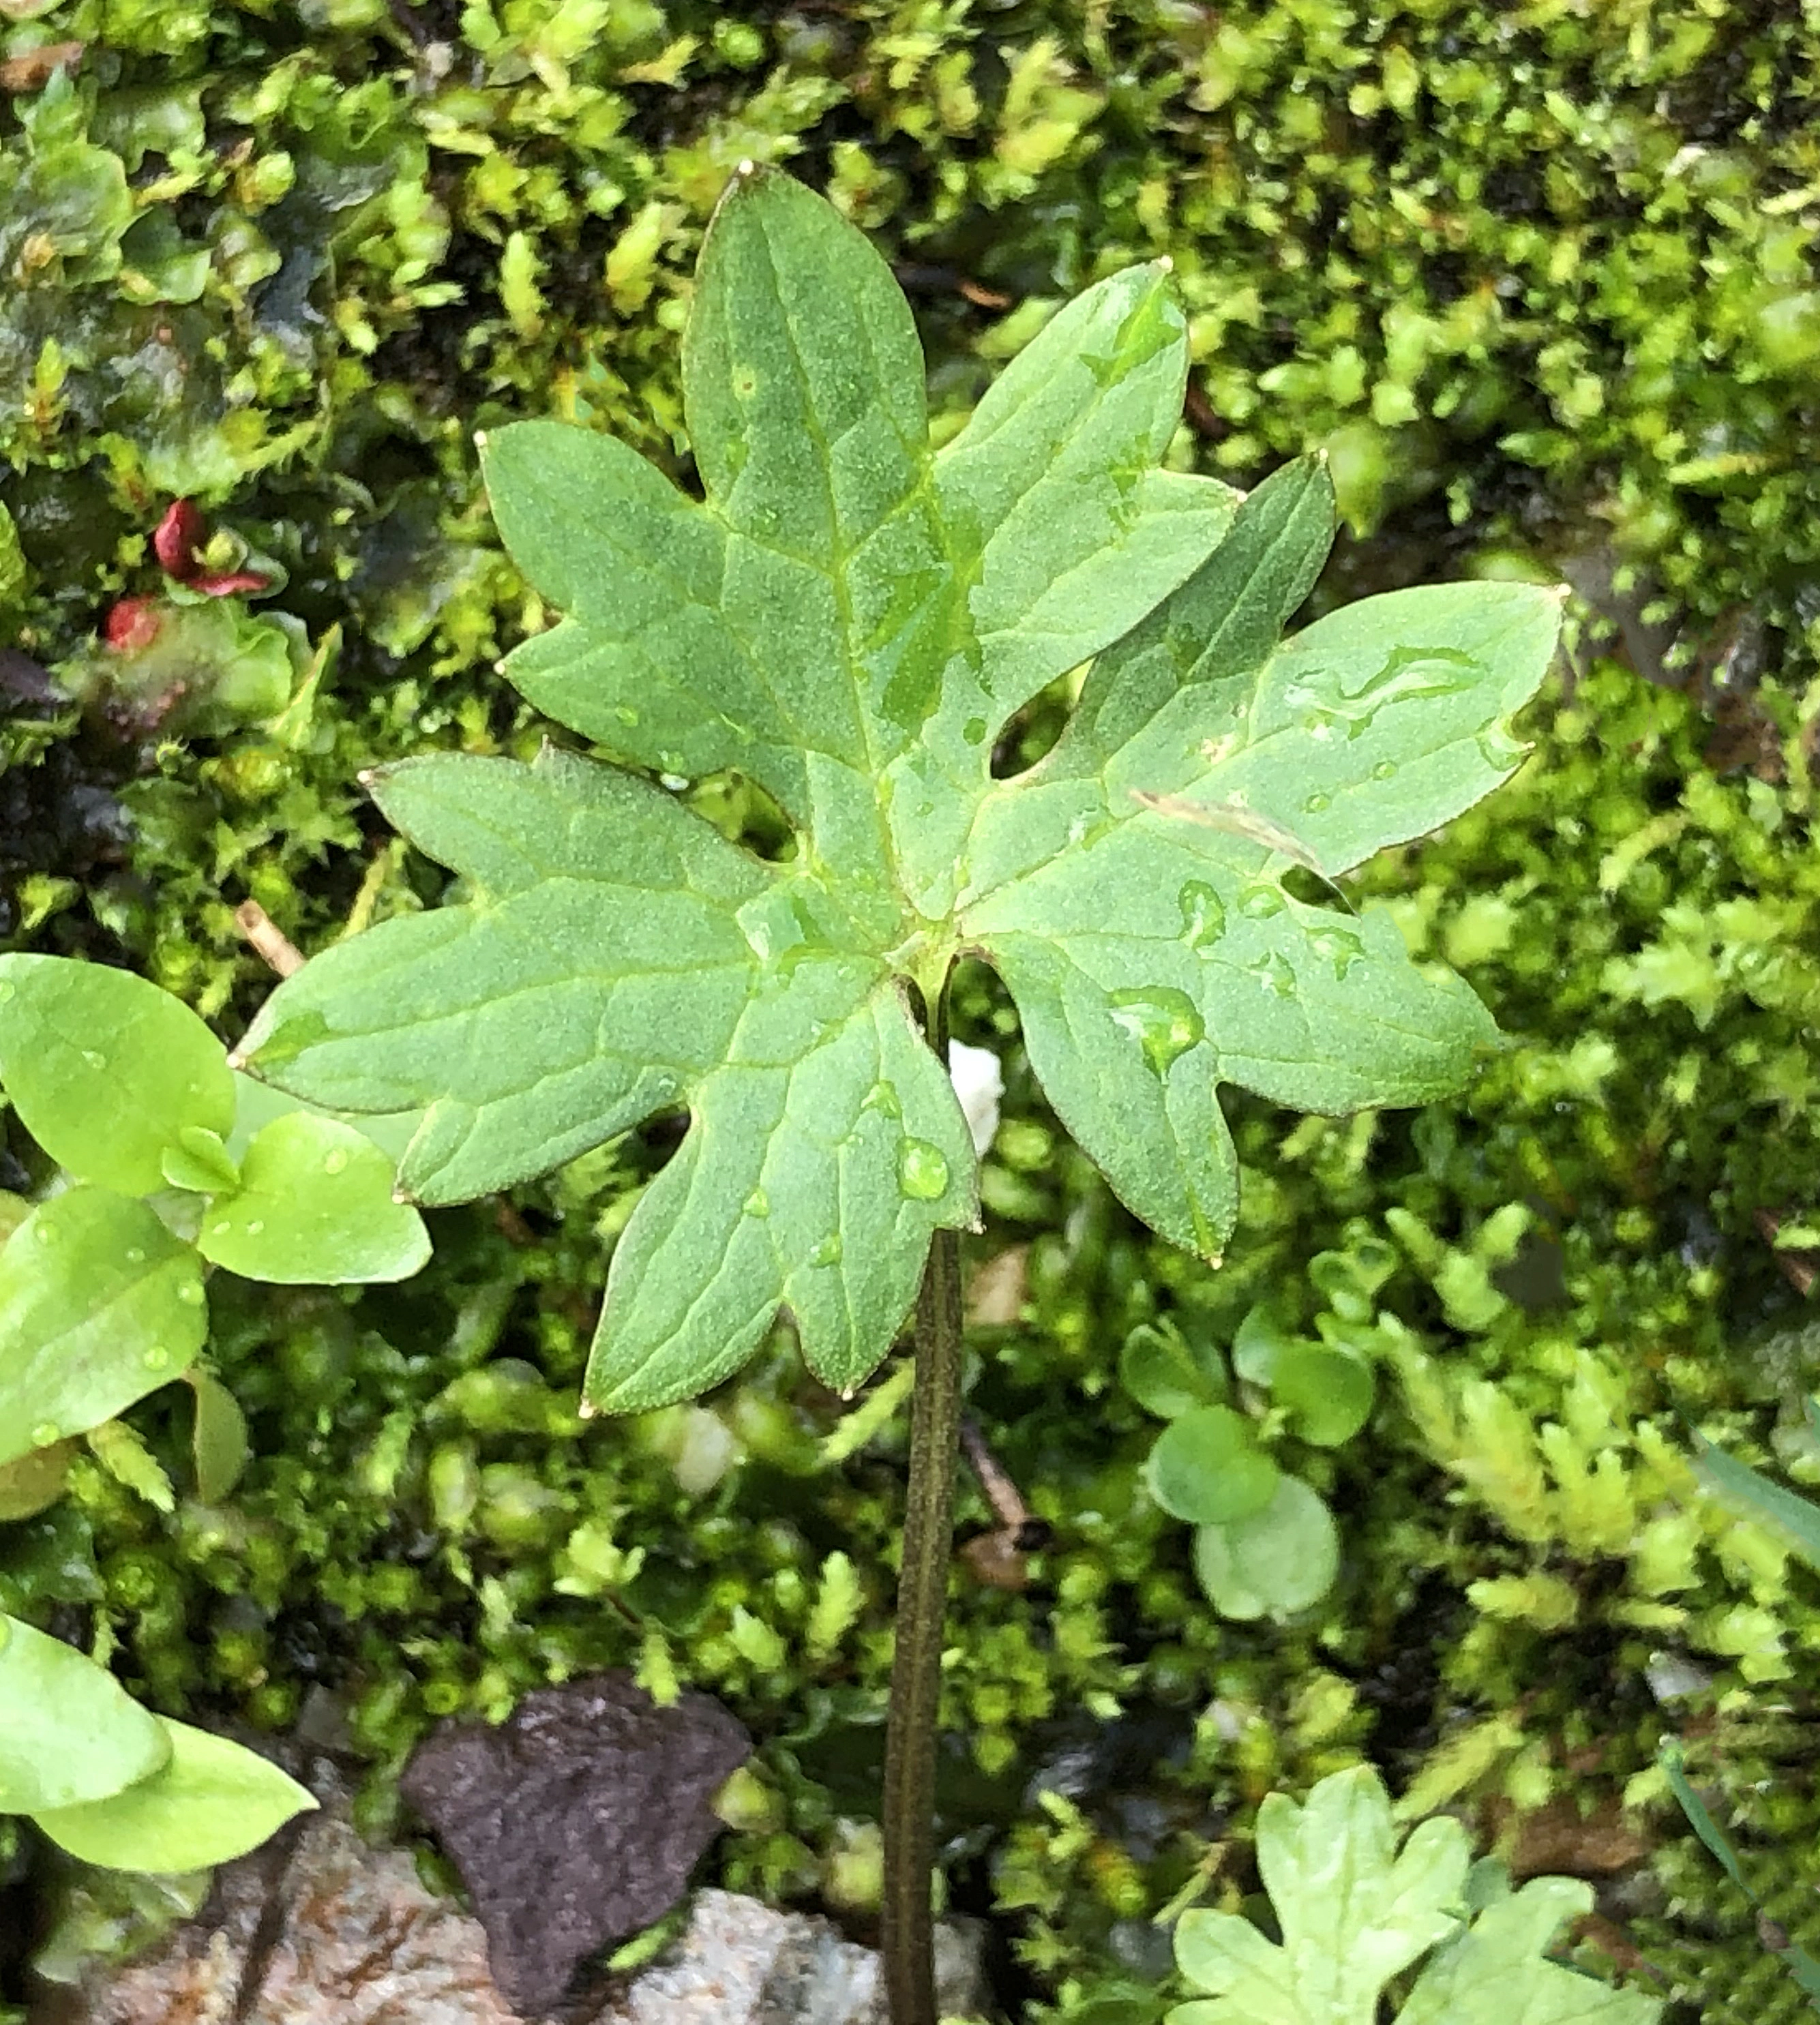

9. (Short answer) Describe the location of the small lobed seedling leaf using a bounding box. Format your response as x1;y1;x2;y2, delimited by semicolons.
1169;1764;1661;2025
239;169;1561;1416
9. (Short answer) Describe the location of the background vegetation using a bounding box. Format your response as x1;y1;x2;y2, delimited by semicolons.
4;1;1820;2017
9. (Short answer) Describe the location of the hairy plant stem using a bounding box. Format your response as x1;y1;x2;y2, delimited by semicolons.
882;983;964;2025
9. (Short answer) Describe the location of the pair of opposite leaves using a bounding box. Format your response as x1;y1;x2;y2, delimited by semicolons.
242;168;1560;1415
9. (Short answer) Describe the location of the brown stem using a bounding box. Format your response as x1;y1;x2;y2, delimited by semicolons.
881;1224;964;2025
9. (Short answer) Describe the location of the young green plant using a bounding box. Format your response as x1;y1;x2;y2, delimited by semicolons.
1169;1764;1660;2023
1122;1236;1403;1621
236;169;1561;2025
0;955;428;1874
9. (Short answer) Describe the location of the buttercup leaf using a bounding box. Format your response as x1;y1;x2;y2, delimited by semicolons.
241;169;1559;1415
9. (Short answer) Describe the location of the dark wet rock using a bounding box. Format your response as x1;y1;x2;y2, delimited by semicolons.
398;1672;752;2017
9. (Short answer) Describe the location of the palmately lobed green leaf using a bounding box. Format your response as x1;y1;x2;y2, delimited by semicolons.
243;168;1560;1415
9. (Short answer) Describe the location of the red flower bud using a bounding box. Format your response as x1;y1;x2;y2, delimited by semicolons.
153;499;207;580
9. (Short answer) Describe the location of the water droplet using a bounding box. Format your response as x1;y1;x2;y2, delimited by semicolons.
810;1233;843;1267
123;1245;146;1265
1309;927;1367;979
1238;884;1285;920
1371;758;1397;781
1477;728;1527;772
323;1148;350;1175
743;1187;771;1219
81;1049;106;1070
1244;952;1297;998
177;1282;204;1304
143;1346;169;1372
1107;987;1205;1077
1177;880;1226;951
1302;790;1330;814
962;716;987;746
613;706;640;726
895;1138;951;1201
35;1221;60;1246
246;1219;265;1236
1066;813;1090;847
30;1422;58;1448
0;980;14;1003
862;1079;903;1120
209;1218;232;1235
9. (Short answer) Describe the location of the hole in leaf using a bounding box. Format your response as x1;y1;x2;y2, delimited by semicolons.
989;670;1079;779
683;769;797;862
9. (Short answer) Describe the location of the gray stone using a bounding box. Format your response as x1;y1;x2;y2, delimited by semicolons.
40;1795;995;2025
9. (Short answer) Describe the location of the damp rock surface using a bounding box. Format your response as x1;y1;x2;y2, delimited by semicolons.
398;1670;753;2016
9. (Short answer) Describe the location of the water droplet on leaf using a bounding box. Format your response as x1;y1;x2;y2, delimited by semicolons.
246;1219;265;1236
1108;988;1205;1076
962;716;987;746
1309;927;1367;979
743;1188;770;1220
124;1246;145;1265
1244;952;1297;998
1177;881;1225;951
895;1139;950;1201
613;706;640;726
81;1050;106;1070
177;1282;204;1304
1371;758;1397;781
143;1346;169;1372
323;1148;350;1175
1302;791;1330;813
862;1080;902;1120
35;1222;60;1245
1238;884;1285;920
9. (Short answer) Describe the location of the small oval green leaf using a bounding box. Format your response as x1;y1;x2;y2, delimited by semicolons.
1146;1405;1279;1525
158;1125;241;1196
1118;1319;1226;1420
0;1187;208;1467
1269;1340;1375;1448
0;1612;171;1812
196;1111;430;1285
189;1368;250;1505
0;956;233;1197
31;1716;316;1870
1193;1475;1341;1621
